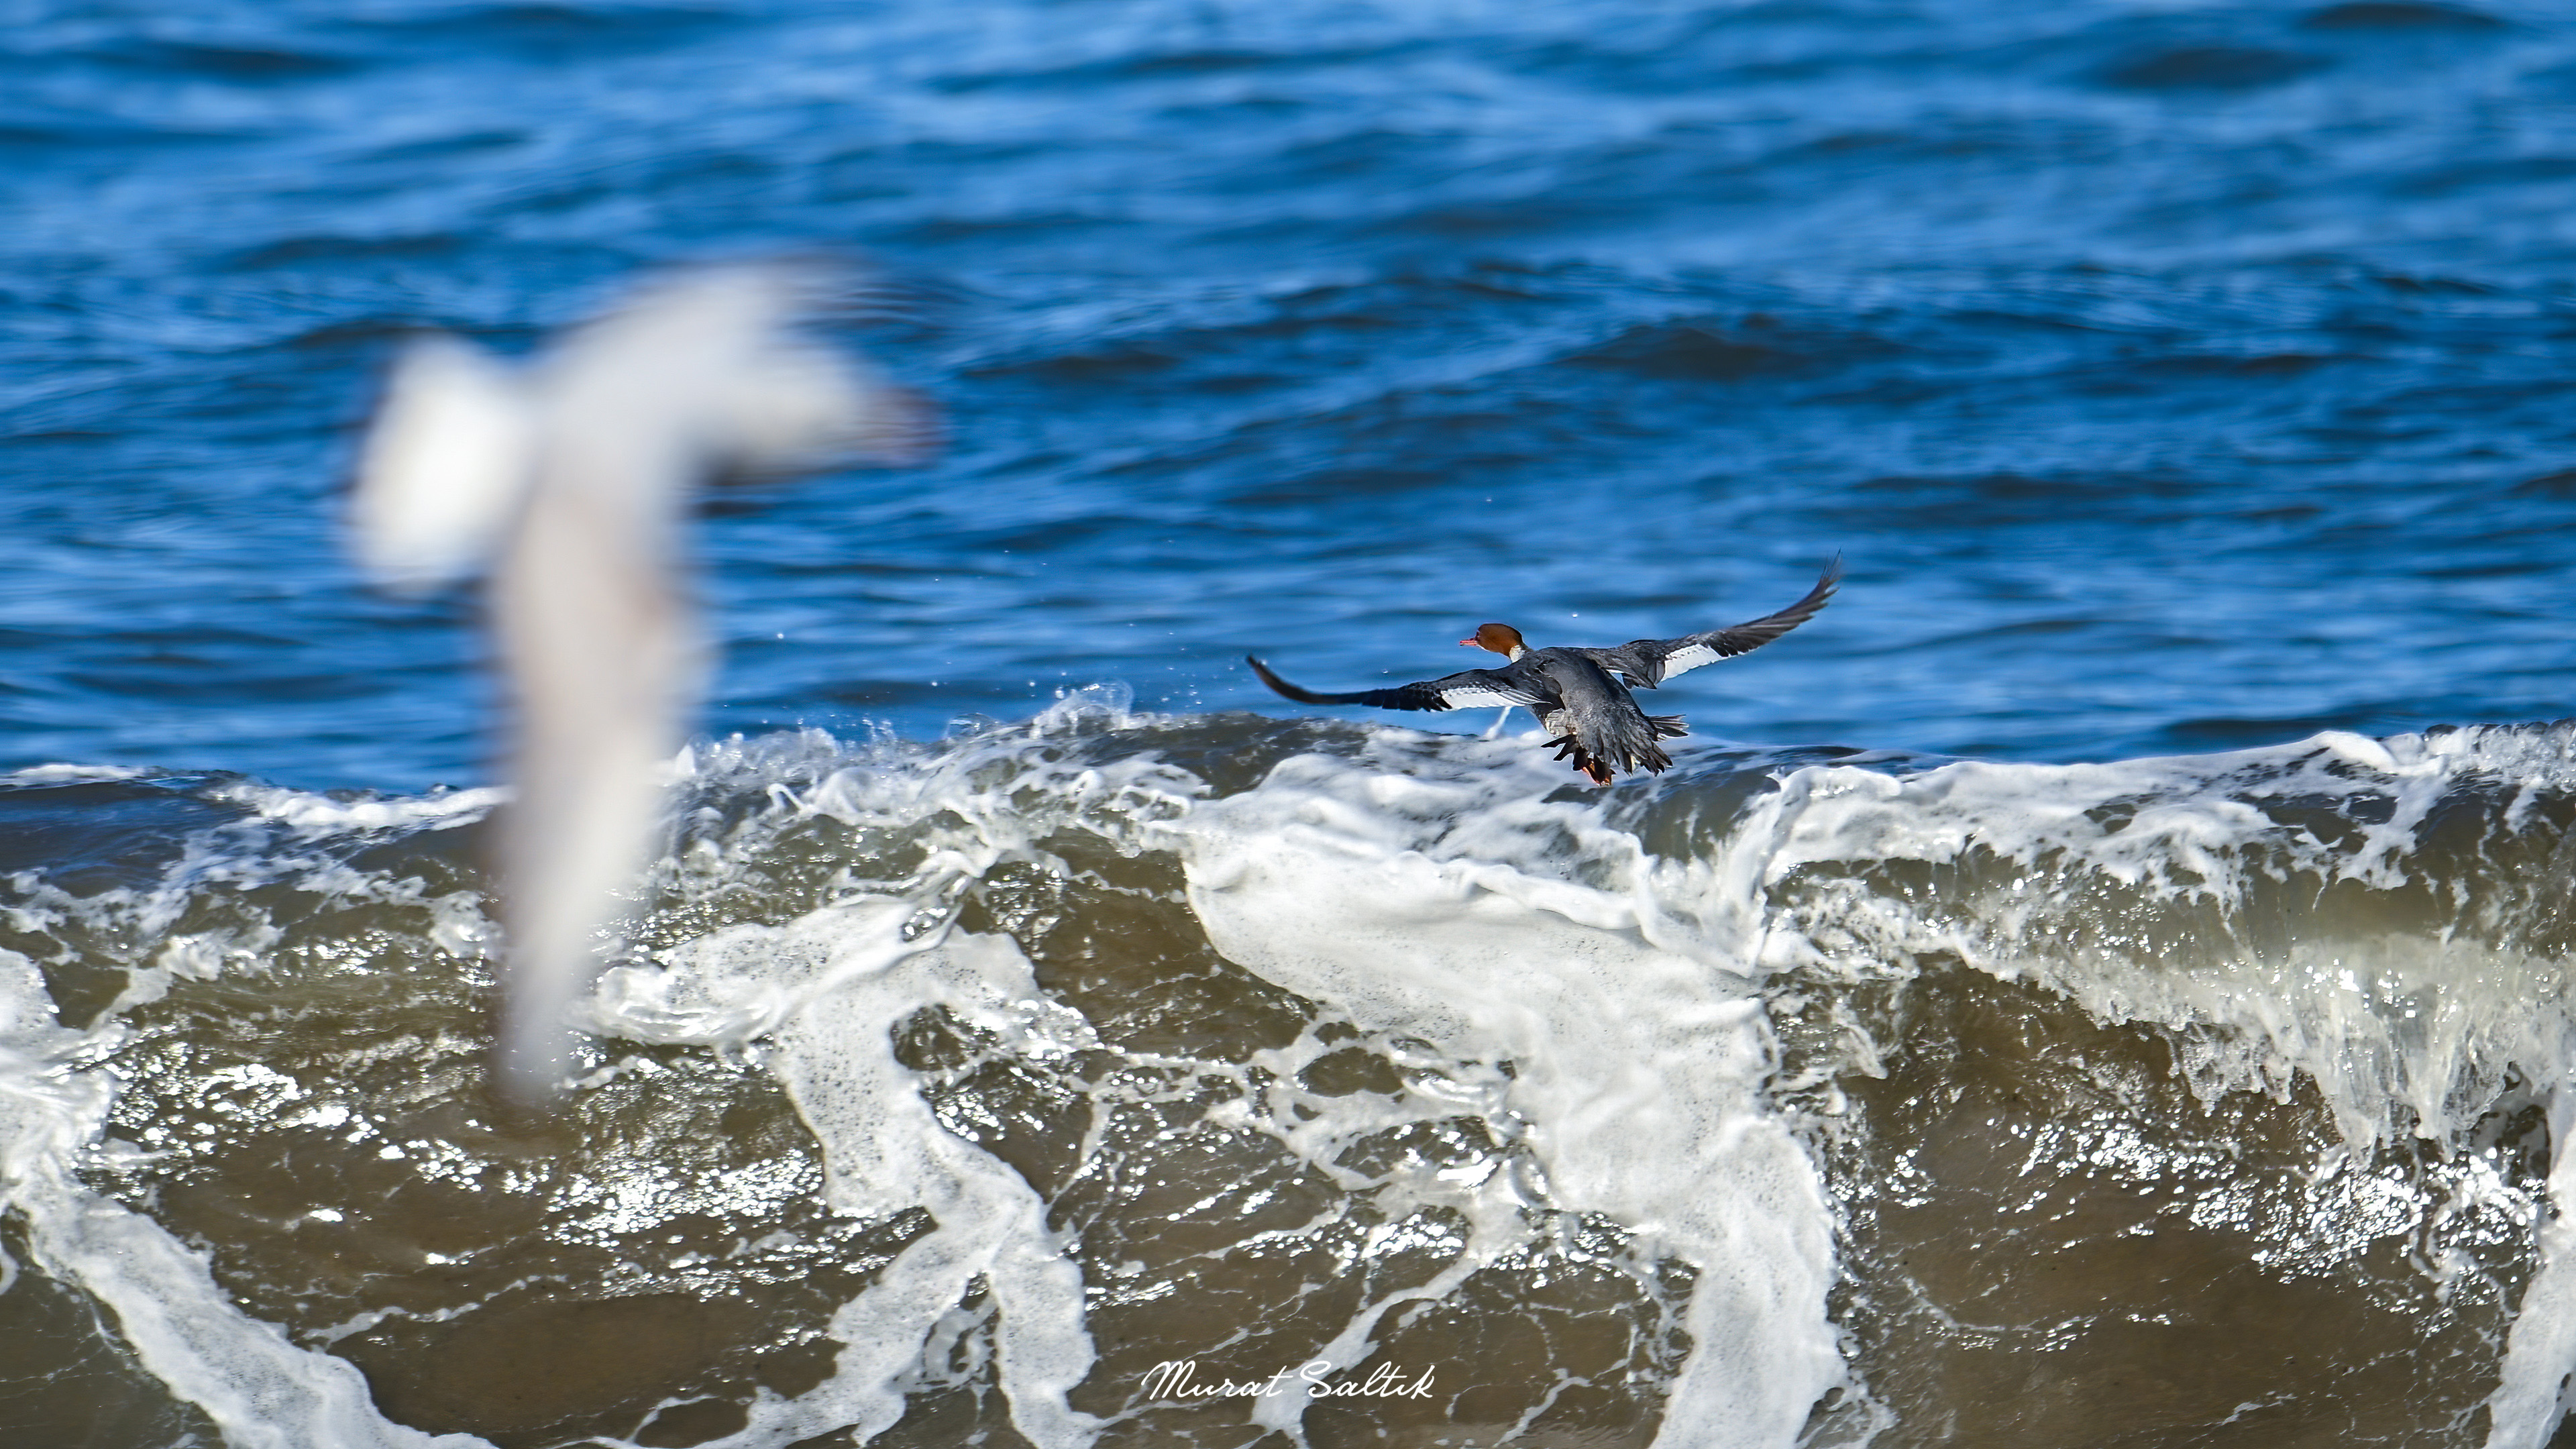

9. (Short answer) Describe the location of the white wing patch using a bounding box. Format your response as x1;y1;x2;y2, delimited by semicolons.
1654;642;1727;680
1436;684;1545;710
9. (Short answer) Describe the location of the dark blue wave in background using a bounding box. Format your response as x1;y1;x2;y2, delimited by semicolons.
5;0;2575;788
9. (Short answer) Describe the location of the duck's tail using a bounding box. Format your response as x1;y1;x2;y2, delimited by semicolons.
1549;724;1680;784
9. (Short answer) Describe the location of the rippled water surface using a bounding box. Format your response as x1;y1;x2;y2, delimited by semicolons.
11;0;2576;783
13;1;2576;1446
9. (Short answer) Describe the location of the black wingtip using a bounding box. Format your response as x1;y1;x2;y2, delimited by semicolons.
1789;555;1844;615
1245;653;1330;705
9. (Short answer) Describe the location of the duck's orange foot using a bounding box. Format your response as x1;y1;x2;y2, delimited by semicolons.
1545;735;1616;785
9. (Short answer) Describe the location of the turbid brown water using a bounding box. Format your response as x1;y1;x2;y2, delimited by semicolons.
7;710;2576;1445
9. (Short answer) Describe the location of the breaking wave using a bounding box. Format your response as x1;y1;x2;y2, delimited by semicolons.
7;700;2576;1445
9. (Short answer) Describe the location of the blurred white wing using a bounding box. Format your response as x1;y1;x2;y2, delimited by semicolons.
350;335;536;592
544;265;934;475
719;341;935;470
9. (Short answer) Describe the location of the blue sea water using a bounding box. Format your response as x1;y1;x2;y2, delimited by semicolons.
9;0;2576;788
17;5;2576;1448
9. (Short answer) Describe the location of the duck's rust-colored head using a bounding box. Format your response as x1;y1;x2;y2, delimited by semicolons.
1460;623;1525;658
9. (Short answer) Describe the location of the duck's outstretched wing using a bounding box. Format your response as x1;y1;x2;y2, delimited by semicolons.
1587;557;1842;687
1246;655;1546;712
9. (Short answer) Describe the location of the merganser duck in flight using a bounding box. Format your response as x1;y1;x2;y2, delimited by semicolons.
1246;559;1841;786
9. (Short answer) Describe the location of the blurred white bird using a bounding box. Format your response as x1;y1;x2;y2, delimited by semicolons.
350;265;933;1105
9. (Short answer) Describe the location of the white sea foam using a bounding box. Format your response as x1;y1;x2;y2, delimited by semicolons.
0;950;489;1449
1171;734;1846;1449
13;718;2576;1446
0;780;513;1449
2491;1092;2576;1448
1739;727;2576;1150
1707;725;2576;1449
1162;721;2576;1446
3;763;158;785
210;781;506;836
579;710;1190;1448
587;712;1846;1447
594;908;1102;1448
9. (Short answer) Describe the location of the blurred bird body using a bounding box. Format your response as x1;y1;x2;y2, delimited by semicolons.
351;266;930;1104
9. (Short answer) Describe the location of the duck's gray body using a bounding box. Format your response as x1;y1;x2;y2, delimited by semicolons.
1246;559;1839;785
1515;647;1691;782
